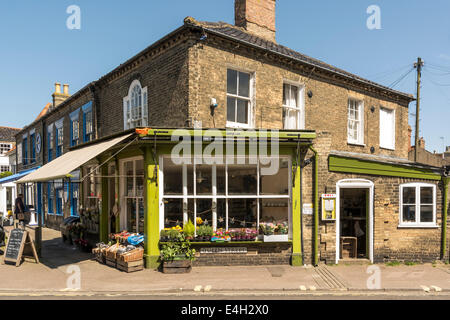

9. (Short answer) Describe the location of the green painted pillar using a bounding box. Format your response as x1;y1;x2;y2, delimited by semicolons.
291;156;302;266
100;164;109;243
442;177;450;260
143;146;160;269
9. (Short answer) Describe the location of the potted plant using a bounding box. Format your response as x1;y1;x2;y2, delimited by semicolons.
196;225;213;242
182;219;195;241
260;222;288;242
160;232;196;273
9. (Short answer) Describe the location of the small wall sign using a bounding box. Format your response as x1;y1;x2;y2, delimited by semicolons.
200;247;247;254
303;203;313;215
321;194;337;221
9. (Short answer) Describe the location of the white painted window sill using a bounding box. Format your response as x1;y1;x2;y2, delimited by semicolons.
397;224;439;229
347;142;366;147
380;146;395;151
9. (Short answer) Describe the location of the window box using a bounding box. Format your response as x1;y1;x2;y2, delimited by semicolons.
263;234;289;242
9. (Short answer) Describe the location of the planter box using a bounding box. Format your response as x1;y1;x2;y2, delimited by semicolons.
263;234;289;242
162;259;192;274
117;259;144;273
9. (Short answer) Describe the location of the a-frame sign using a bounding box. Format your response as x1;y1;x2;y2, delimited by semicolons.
3;229;39;266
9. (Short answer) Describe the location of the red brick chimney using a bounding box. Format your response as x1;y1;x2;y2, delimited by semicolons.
235;0;276;42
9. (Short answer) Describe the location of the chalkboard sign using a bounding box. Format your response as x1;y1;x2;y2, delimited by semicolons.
3;229;39;266
4;229;26;266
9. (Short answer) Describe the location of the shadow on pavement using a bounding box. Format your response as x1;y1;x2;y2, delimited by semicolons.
39;236;94;269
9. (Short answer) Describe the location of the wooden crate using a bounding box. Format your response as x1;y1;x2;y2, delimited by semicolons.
105;257;116;268
162;260;192;274
117;259;144;273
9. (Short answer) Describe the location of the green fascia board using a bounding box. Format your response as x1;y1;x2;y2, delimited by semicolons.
138;128;316;140
329;155;442;181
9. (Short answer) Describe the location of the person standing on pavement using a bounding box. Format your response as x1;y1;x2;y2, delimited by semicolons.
14;194;26;228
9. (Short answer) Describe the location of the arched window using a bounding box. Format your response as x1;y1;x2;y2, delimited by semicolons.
123;80;148;129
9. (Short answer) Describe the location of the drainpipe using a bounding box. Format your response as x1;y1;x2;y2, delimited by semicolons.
309;146;319;266
442;177;450;260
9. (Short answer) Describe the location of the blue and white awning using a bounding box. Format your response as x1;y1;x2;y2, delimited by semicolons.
0;167;39;185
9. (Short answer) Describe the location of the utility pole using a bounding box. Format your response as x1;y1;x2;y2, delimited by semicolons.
414;57;424;162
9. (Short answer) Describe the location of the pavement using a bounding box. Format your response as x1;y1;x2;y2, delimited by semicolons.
1;227;450;298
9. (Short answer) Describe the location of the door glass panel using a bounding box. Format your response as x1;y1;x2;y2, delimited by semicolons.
136;160;144;197
126;198;136;233
125;161;134;197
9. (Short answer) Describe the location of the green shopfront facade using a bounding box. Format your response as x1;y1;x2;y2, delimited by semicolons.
94;128;316;269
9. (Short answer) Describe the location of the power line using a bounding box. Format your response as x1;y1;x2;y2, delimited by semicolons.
365;63;412;80
388;67;415;89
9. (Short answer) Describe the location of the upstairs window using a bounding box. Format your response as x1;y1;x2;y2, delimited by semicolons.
123;80;148;130
30;132;36;164
0;165;9;173
17;143;22;164
379;107;395;150
282;83;305;130
227;69;252;128
23;136;28;165
0;144;12;155
70;109;80;147
47;124;54;162
55;119;64;158
347;99;364;145
400;183;436;227
82;102;93;143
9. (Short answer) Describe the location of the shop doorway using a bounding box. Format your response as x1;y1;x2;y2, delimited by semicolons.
335;179;373;264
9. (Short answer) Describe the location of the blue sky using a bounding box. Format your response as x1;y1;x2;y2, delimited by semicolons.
1;0;449;153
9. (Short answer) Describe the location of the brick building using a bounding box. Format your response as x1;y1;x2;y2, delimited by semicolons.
16;0;450;268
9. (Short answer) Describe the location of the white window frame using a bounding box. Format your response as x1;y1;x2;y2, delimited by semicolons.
17;143;22;164
159;156;292;237
119;156;144;233
0;143;12;155
226;69;254;129
123;80;148;130
282;81;305;130
347;98;365;146
379;107;396;150
399;183;437;228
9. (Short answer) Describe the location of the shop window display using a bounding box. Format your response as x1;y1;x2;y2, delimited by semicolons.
161;156;291;238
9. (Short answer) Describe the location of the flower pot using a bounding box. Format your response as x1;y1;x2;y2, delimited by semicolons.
162;259;192;274
263;234;288;242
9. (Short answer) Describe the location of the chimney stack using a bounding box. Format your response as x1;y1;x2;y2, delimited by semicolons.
235;0;276;42
418;137;426;149
52;82;70;108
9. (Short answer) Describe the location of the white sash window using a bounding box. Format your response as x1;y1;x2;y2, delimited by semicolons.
123;80;148;130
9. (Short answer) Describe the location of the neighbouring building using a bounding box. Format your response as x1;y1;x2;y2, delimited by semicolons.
16;0;450;268
0;126;21;217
